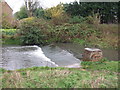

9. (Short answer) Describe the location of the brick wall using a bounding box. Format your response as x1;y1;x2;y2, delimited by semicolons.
0;1;14;24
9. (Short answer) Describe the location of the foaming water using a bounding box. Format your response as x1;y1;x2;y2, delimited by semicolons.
29;45;58;66
1;45;81;70
1;45;58;70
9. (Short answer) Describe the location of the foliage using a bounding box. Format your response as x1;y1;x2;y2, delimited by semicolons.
64;2;118;24
1;29;20;45
86;13;100;25
2;29;19;38
14;6;45;20
44;3;65;18
2;38;20;45
69;16;86;24
19;17;51;45
14;6;28;20
44;3;69;25
34;8;45;18
72;38;86;46
48;23;100;43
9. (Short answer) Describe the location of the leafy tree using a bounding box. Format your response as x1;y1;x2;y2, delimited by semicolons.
44;3;65;19
64;2;118;24
44;3;69;25
14;6;28;20
34;7;45;18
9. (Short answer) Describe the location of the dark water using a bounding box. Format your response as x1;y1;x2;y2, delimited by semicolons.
55;43;119;61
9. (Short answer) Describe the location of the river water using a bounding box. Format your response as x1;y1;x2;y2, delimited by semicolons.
1;45;80;70
55;43;118;61
1;43;118;70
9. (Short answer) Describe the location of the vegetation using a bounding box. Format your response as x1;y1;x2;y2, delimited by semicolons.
11;2;119;49
2;17;118;49
81;58;119;72
0;59;119;88
64;2;118;24
1;29;20;45
1;1;119;88
19;17;52;45
14;6;28;20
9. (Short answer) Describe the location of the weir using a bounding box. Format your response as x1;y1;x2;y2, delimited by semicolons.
1;45;81;70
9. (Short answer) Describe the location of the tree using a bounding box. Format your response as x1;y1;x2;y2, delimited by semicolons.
14;6;28;20
64;2;118;24
44;3;69;25
34;7;45;18
44;3;66;19
24;0;40;17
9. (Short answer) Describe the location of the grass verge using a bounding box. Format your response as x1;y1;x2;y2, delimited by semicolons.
0;60;119;88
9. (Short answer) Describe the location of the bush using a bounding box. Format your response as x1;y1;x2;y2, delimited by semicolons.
48;23;99;43
2;29;19;38
19;17;51;45
50;14;70;25
69;16;86;24
86;13;100;25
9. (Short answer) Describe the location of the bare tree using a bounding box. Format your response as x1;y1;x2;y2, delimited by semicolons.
24;0;40;17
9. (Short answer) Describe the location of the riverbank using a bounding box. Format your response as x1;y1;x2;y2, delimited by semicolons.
2;22;118;49
0;59;119;88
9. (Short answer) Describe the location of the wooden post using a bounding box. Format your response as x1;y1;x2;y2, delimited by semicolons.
82;48;102;61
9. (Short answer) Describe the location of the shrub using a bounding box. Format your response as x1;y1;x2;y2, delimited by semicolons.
50;14;70;25
86;13;100;26
19;17;51;45
69;16;86;24
2;29;18;38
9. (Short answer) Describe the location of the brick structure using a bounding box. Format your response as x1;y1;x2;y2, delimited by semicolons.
0;0;14;25
82;48;103;61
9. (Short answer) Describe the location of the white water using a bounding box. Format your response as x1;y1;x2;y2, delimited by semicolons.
2;45;81;70
29;45;58;67
2;45;58;70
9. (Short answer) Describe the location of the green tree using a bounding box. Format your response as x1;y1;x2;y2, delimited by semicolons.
14;6;28;20
34;8;45;18
64;2;118;23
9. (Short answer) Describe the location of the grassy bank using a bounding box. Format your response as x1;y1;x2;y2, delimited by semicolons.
0;60;119;88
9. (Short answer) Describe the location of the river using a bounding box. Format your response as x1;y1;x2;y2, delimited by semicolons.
1;43;118;70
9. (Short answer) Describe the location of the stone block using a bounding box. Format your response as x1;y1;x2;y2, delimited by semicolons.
82;48;102;61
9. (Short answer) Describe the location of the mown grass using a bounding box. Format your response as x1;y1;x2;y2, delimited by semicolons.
0;60;119;88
